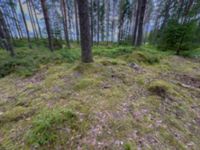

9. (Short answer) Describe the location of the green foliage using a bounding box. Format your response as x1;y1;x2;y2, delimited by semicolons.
26;108;77;146
13;39;29;48
0;47;80;78
0;41;199;79
0;57;35;77
158;20;197;52
181;48;200;58
124;143;134;150
60;48;80;63
94;46;133;58
52;39;63;49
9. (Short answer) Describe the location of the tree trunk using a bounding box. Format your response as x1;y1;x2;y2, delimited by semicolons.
4;13;14;40
29;0;39;39
74;0;80;43
101;0;105;42
136;0;147;46
90;0;93;45
18;0;32;48
30;0;43;38
111;0;116;42
0;9;15;57
13;7;23;38
66;0;72;40
97;0;100;45
106;0;110;44
132;0;140;46
61;0;70;48
11;6;22;39
77;0;93;63
160;0;172;30
118;0;125;44
40;0;54;51
27;0;38;39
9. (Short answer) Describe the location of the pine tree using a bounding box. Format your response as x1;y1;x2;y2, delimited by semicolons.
77;0;93;63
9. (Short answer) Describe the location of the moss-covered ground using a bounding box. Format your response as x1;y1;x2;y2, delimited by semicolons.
0;43;200;149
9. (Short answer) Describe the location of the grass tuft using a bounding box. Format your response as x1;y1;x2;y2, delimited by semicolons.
26;108;77;146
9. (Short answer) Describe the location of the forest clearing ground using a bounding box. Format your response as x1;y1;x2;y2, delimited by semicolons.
0;46;200;150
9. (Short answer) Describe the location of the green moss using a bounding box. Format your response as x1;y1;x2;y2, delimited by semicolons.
93;46;134;58
26;108;77;146
73;78;100;91
0;106;34;124
135;76;146;85
124;142;137;150
73;62;105;75
164;115;185;132
125;51;160;65
148;80;173;97
98;58;125;66
159;128;186;150
0;43;200;149
181;48;200;58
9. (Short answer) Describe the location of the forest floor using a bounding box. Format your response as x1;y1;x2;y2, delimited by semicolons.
0;44;200;150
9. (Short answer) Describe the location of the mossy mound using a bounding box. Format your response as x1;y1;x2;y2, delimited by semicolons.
124;51;160;65
73;78;100;90
0;106;34;124
148;80;173;97
73;62;104;75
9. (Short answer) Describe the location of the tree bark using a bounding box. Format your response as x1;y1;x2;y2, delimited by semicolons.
11;6;22;39
0;9;15;57
61;0;70;48
4;12;14;40
160;0;172;30
106;0;110;44
13;6;23;38
97;0;100;45
90;0;93;45
18;0;32;48
66;0;72;40
136;0;147;46
77;0;93;63
74;0;80;43
111;0;116;42
30;0;43;38
27;0;38;39
132;0;141;46
118;0;125;44
40;0;54;51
